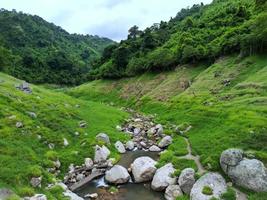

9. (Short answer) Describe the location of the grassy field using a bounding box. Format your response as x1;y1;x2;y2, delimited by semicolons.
0;72;129;198
68;55;267;197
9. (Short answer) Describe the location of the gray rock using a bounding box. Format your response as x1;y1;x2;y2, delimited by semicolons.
155;124;164;136
79;121;87;128
227;158;267;192
220;149;243;173
125;141;135;151
85;158;93;169
133;128;141;136
0;188;15;200
27;112;37;118
96;133;110;144
16;122;23;128
132;156;157;183
53;159;61;169
105;165;130;184
63;138;69;146
149;145;161;152
76;173;85;181
178;168;195;194
30;177;42;188
26;194;47;200
94;145;110;163
84;193;98;199
164;185;183;200
151;163;176;191
190;173;227;200
158;136;172;148
115;141;126;153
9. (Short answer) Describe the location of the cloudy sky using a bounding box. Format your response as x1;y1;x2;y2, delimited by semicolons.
1;0;212;41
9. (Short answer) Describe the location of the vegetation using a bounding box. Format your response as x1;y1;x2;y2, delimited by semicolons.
90;0;266;79
0;9;114;85
202;186;213;195
0;72;129;198
221;187;236;200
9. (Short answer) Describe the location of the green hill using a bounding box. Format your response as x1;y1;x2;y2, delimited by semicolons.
0;9;114;85
0;72;128;198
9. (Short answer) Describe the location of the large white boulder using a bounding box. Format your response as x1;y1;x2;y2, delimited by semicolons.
63;190;84;200
151;163;176;191
115;141;126;153
94;145;110;163
178;168;195;194
190;173;227;200
132;156;157;183
158;136;172;148
105;165;130;184
220;149;243;173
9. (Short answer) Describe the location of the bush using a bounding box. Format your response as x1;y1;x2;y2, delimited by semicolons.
17;187;35;197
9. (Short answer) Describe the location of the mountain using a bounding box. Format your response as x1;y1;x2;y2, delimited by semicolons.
0;9;114;85
90;0;266;79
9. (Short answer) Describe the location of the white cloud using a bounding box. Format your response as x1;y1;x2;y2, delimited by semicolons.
0;0;212;41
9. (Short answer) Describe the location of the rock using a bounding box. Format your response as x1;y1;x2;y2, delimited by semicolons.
30;177;42;188
16;122;23;128
116;125;122;131
63;138;69;146
79;121;87;128
140;141;147;148
125;141;135;151
26;194;47;200
85;158;93;169
48;143;54;149
227;158;267;192
84;193;98;199
94;145;110;163
178;168;195;194
151;163;176;191
164;185;183;200
0;188;15;200
27;112;37;118
220;149;243;173
158;136;172;148
74;132;80;136
63;190;84;200
105;165;130;184
69;164;75;173
155;124;163;136
115;141;126;154
53;159;61;169
190;172;227;200
76;173;85;181
16;81;32;94
149;145;161;152
56;182;68;191
132;156;157;183
96;133;110;144
133;128;141;135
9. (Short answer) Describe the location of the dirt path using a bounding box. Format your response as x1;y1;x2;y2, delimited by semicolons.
178;137;206;175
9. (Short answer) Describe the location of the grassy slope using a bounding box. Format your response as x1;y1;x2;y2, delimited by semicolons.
0;72;129;198
68;54;267;171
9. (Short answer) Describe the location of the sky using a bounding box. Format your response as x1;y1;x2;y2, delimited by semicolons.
1;0;212;41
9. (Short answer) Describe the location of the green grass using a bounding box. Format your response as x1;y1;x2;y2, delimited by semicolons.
0;72;129;198
68;54;267;174
202;186;213;195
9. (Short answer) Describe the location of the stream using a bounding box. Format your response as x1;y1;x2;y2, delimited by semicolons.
75;150;164;200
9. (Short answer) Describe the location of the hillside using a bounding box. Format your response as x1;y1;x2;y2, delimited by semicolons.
0;72;129;199
90;0;267;79
0;9;114;85
68;54;267;182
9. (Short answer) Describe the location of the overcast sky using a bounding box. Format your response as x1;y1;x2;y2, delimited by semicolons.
1;0;212;41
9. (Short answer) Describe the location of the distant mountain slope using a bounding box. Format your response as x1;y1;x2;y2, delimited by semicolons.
0;9;114;85
91;0;267;78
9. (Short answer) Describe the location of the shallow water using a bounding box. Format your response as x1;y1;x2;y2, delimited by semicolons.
75;150;164;200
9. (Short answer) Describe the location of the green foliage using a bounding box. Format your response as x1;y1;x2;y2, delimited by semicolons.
202;186;213;195
91;0;266;79
221;187;236;200
248;192;267;200
0;9;114;85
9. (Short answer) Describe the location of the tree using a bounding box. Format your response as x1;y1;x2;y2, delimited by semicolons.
128;25;141;39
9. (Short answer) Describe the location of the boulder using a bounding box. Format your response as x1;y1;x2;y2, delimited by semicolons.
151;163;176;191
149;145;161;152
105;165;130;184
30;177;42;188
164;185;183;200
94;145;110;163
16;122;23;128
0;188;15;200
220;149;243;173
115;141;126;153
125;141;135;151
155;124;164;136
227;159;267;192
190;173;227;200
26;194;47;200
96;133;110;144
178;168;195;194
158;136;172;148
132;156;157;183
85;158;93;169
